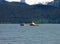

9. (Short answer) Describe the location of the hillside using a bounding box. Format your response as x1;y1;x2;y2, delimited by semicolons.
0;2;60;23
47;1;60;8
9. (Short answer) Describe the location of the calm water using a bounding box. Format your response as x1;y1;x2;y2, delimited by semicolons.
0;24;60;44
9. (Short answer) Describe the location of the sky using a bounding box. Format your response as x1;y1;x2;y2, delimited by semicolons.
6;0;53;5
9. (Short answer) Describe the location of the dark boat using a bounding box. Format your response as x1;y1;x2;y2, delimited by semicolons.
20;23;24;26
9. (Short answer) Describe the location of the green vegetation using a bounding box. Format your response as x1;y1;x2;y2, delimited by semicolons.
32;18;48;24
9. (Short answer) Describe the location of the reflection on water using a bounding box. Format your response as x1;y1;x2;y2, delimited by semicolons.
0;24;60;44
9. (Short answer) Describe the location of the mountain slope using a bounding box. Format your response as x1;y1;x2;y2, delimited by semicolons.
47;1;60;8
0;2;60;23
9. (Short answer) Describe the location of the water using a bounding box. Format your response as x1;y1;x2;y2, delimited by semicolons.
0;24;60;44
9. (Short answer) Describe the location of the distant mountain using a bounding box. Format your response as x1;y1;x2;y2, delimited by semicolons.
0;1;28;6
47;1;60;7
8;2;28;6
0;2;60;23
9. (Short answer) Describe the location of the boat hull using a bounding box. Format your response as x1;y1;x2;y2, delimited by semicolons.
20;23;38;26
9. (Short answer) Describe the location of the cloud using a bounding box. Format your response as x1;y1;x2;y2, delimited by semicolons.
6;0;20;2
6;0;53;5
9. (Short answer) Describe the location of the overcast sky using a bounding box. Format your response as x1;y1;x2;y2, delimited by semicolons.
6;0;53;5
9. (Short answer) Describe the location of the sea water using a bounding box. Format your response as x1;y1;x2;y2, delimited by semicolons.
0;24;60;44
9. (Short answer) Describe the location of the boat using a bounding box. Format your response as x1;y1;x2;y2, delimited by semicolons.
20;22;38;26
20;23;24;26
30;22;38;26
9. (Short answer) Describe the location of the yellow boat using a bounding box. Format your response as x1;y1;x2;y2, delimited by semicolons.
30;22;38;26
